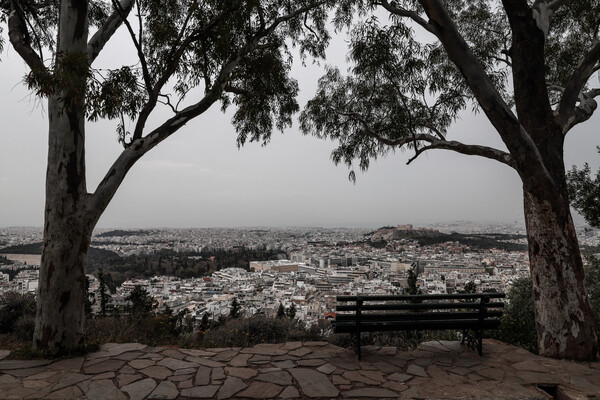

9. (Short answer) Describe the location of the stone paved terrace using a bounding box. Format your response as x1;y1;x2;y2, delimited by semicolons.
1;339;599;399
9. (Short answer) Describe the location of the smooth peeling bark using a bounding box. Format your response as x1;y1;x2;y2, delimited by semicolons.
33;0;91;355
524;189;599;360
33;93;92;354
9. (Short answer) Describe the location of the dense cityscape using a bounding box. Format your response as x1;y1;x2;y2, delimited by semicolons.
2;222;600;327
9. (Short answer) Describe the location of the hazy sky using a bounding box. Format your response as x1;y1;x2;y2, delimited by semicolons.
1;23;598;229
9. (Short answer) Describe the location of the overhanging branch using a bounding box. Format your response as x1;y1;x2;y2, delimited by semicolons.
87;0;135;64
557;42;600;133
8;3;47;73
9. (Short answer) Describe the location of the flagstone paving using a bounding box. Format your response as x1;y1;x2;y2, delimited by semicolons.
1;339;599;399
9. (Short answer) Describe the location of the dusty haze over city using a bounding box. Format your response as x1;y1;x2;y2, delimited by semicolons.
1;27;598;229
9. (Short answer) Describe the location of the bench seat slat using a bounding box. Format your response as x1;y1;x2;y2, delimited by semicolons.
332;318;501;333
334;310;503;322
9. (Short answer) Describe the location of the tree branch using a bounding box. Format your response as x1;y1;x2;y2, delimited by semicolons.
110;0;153;98
8;2;46;73
376;0;438;35
406;139;516;168
557;41;600;132
91;42;249;218
418;0;548;187
87;0;135;64
334;109;515;168
562;88;600;134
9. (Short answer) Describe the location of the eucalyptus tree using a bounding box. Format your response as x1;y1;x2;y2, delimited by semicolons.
2;0;332;355
301;0;600;360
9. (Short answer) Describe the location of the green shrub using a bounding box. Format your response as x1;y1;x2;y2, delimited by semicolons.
0;292;36;334
200;315;330;348
489;277;538;353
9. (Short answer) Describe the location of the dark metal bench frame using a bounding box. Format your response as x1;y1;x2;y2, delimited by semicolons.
332;293;505;360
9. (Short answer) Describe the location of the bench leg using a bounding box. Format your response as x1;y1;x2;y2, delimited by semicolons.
356;331;361;361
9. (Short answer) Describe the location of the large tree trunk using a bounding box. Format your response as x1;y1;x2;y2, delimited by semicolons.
524;187;599;361
33;0;91;355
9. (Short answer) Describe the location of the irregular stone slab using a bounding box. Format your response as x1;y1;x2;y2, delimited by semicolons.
0;359;52;370
517;371;562;385
129;359;155;370
78;379;127;400
180;385;220;398
332;375;350;385
212;366;225;381
382;380;408;392
157;357;197;370
406;363;428;377
290;368;339;398
328;359;360;371
44;385;84;399
297;359;326;367
341;387;400;397
179;378;193;389
148;380;178;399
249;354;271;364
342;370;380;385
236;382;283;398
87;343;147;359
512;360;552;373
119;365;137;375
180;349;217;357
161;349;186;360
195;366;211;385
272;360;296;369
92;371;116;380
477;367;505;381
51;372;91;391
229;353;252;367
283;342;303;350
0;350;10;360
0;373;19;384
316;364;337;375
217;376;246;399
279;386;300;399
359;370;385;383
242;343;288;356
174;367;196;376
225;367;257;379
23;370;61;381
387;372;413;383
139;365;173;380
113;351;144;362
212;349;239;362
289;348;312;357
187;357;225;368
117;373;142;387
454;358;482;368
168;373;193;382
256;370;293;386
121;377;157;400
84;359;125;374
49;358;84;372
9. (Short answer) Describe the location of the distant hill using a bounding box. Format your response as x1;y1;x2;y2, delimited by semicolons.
96;229;154;238
0;242;121;265
370;227;527;251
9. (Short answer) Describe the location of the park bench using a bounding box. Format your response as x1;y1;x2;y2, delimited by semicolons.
332;293;505;360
